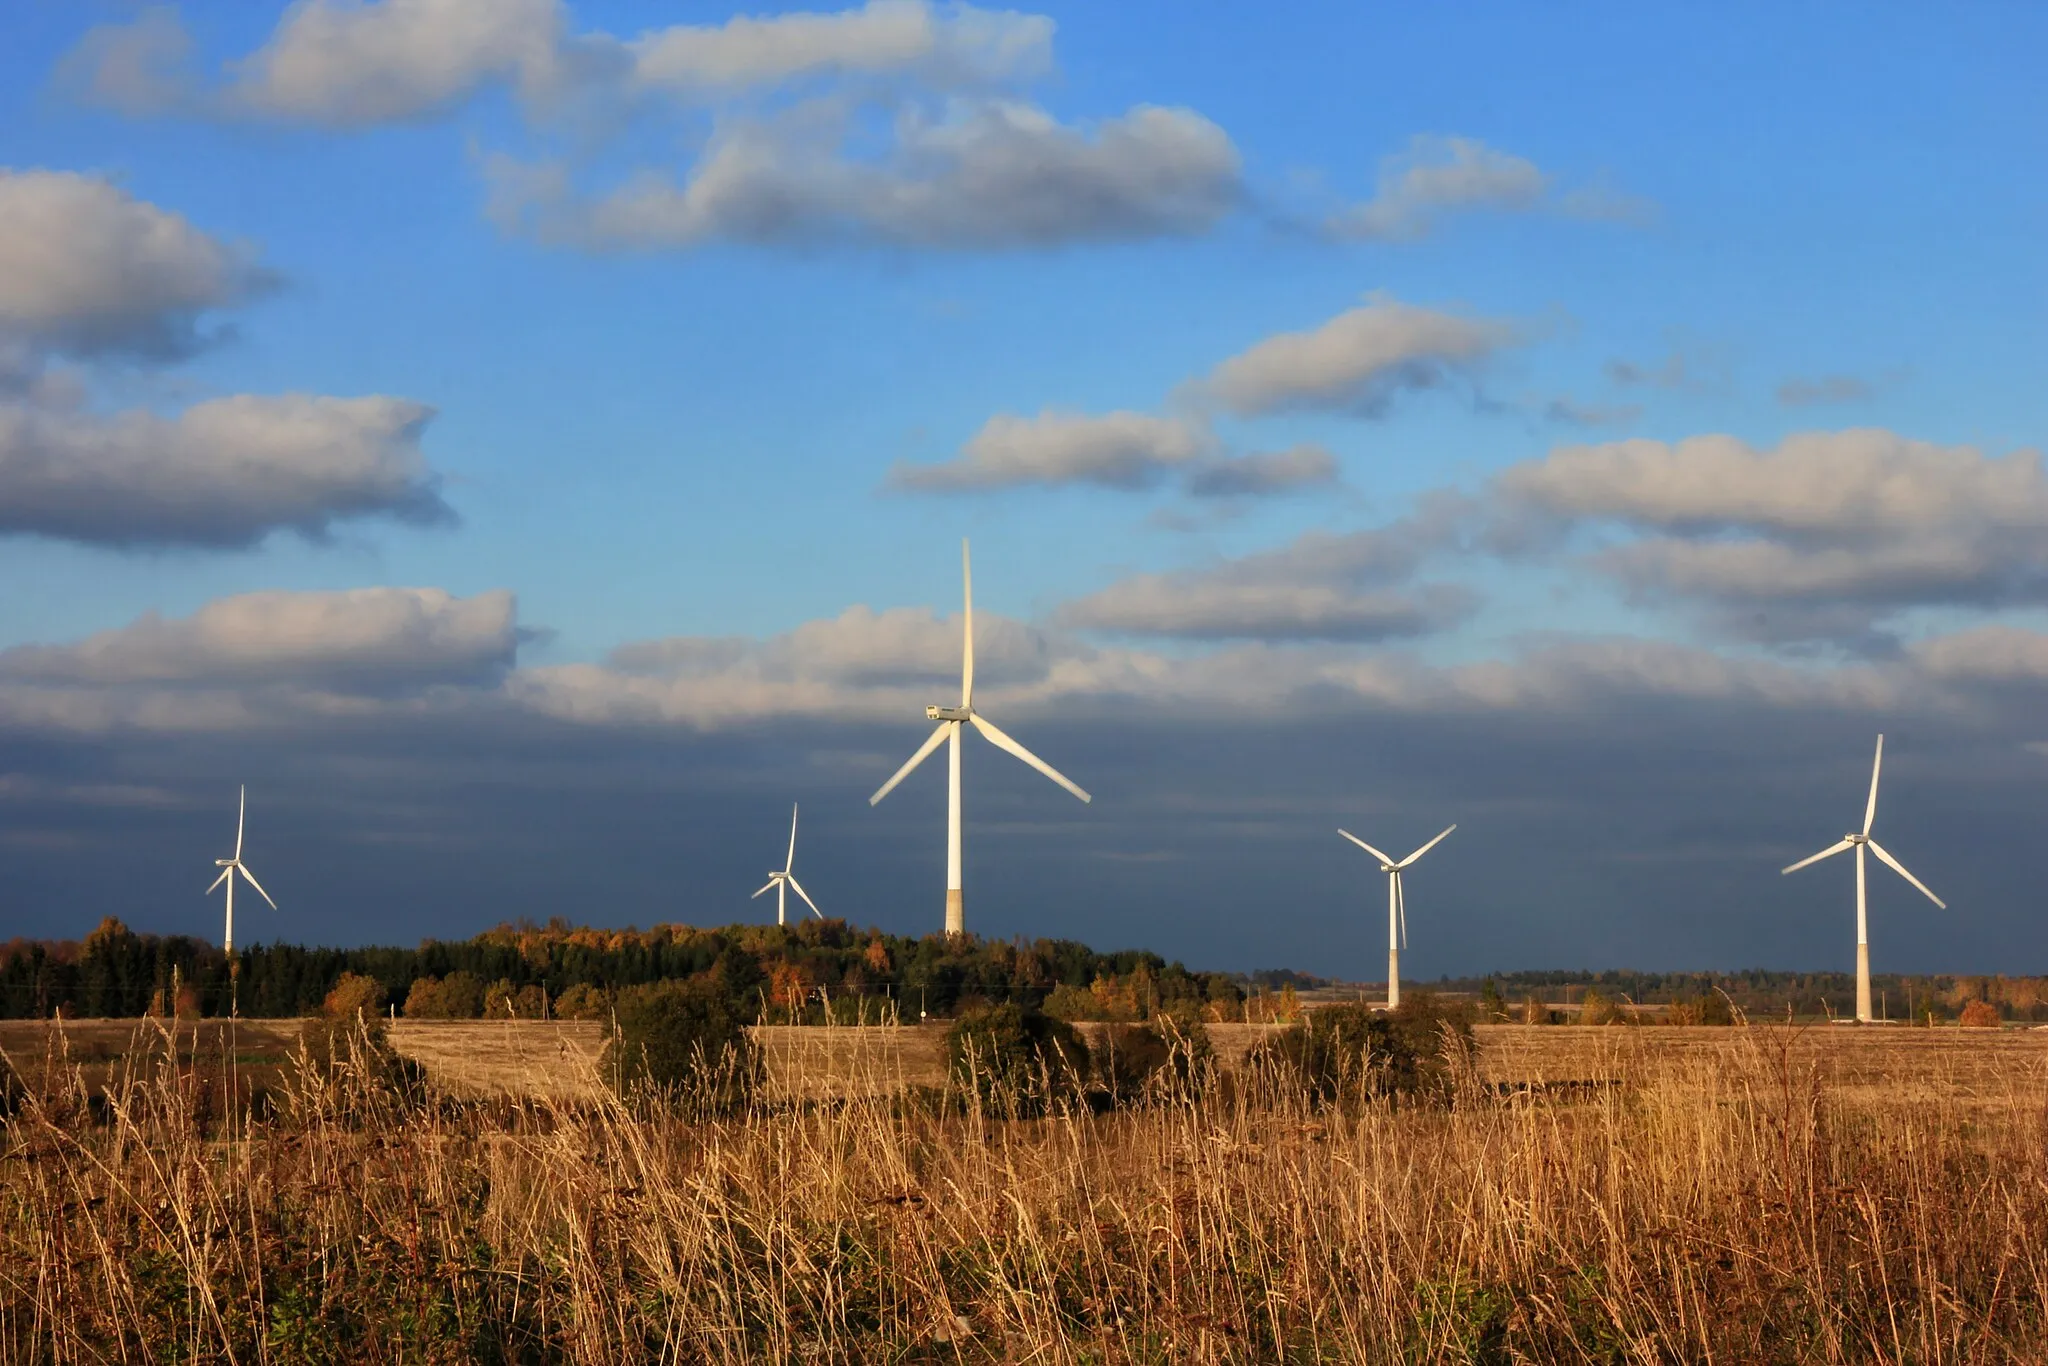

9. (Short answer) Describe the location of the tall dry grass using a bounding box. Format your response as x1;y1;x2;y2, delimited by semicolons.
1;1019;2045;1362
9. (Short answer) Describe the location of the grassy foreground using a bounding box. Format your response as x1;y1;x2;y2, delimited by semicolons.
3;1021;2046;1363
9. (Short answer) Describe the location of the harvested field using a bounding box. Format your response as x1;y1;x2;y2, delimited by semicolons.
386;1019;607;1102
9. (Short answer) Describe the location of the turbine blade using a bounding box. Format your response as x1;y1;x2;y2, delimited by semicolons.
1867;839;1946;910
751;880;777;899
788;875;823;919
869;721;952;805
206;867;230;895
235;784;246;859
237;863;278;911
967;713;1091;803
1863;734;1883;836
1398;823;1457;868
786;803;799;872
960;538;974;708
1781;839;1854;875
1338;829;1394;864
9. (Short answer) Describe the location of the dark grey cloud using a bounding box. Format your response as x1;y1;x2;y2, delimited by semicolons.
0;168;274;362
2;607;2040;983
0;393;451;549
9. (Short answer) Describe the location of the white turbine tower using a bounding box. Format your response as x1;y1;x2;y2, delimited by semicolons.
869;539;1091;936
1338;823;1455;1010
752;804;822;926
207;785;277;958
1781;734;1945;1023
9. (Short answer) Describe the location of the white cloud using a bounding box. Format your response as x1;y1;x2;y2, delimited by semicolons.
490;100;1240;250
889;409;1210;491
1331;134;1653;241
64;3;1242;255
51;7;196;117
0;587;517;688
1058;525;1472;642
0;169;271;360
1489;429;2048;642
1184;444;1338;498
0;393;451;549
226;0;571;127
1199;296;1516;418
627;0;1053;94
1496;430;2048;541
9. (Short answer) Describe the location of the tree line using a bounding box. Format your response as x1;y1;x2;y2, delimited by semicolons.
0;917;1277;1022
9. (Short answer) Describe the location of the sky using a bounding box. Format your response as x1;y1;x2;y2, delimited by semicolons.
0;0;2045;980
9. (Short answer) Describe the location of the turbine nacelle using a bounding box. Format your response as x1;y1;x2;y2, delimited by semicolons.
926;705;972;722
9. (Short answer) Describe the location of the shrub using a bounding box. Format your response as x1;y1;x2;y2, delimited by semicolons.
604;978;754;1105
322;972;387;1022
945;1004;1089;1116
1096;1016;1214;1107
1960;1000;2002;1029
1254;996;1471;1106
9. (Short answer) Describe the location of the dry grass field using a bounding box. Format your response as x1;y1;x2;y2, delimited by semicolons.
3;1016;2047;1360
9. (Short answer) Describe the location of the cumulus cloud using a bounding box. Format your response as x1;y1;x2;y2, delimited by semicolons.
0;393;451;549
0;588;518;689
51;7;197;117
1059;526;1473;643
1184;444;1339;498
1490;429;2048;642
0;169;272;361
487;101;1240;250
66;2;1241;255
626;0;1053;94
1198;296;1517;418
1331;135;1653;241
888;410;1210;491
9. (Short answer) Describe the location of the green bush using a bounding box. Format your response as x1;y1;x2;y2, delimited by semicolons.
945;1004;1089;1116
604;978;755;1107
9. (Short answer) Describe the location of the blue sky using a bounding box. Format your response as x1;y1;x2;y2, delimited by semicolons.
0;1;2044;979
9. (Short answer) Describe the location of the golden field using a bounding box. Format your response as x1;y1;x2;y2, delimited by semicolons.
0;1018;2044;1361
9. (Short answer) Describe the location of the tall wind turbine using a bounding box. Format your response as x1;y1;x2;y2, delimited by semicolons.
870;539;1091;936
752;804;822;926
207;785;277;957
1781;735;1945;1023
1339;823;1455;1010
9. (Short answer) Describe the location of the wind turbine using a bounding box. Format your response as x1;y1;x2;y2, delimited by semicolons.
869;539;1091;936
1338;823;1455;1010
1781;735;1945;1024
752;804;822;926
207;785;277;958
